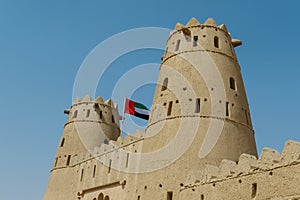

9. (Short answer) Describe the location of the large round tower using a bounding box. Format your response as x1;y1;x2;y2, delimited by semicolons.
145;17;257;165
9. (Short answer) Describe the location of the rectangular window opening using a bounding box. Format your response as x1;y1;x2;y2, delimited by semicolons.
60;138;65;147
100;111;103;119
214;36;219;48
80;169;84;182
193;36;198;47
195;98;201;113
175;40;180;51
167;191;173;200
245;109;249;125
112;115;115;123
72;110;78;118
226;102;230;117
201;194;204;200
93;165;96;178
54;157;58;167
108;159;112;173
252;183;257;198
86;109;90;118
126;153;130;168
167;101;173;116
66;155;71;166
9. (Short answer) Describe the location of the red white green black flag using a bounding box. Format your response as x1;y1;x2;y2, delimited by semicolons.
124;98;150;120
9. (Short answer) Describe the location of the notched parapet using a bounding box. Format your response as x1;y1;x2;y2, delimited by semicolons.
237;154;259;173
202;165;219;182
218;159;237;178
186;17;201;27
281;140;300;164
258;147;281;169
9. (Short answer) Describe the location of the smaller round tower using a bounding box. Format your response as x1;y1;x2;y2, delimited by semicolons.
44;96;121;200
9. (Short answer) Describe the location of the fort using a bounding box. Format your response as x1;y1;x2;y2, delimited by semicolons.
44;18;300;200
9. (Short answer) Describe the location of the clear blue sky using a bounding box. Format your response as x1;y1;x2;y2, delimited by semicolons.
0;0;299;199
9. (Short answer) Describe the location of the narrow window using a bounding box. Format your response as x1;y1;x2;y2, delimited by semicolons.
137;195;141;200
167;191;173;200
193;36;198;47
98;193;104;200
245;109;249;125
93;165;96;178
161;78;168;91
54;157;58;167
201;194;204;200
126;153;130;168
80;169;84;182
214;36;219;48
86;109;90;118
175;40;180;51
72;110;78;118
252;183;257;198
226;102;230;117
100;111;103;119
60;138;65;147
167;101;173;116
104;196;110;200
108;159;112;173
230;77;236;90
112;115;115;123
66;155;71;166
195;98;201;113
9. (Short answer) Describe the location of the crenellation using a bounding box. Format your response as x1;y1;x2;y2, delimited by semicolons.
202;165;219;182
185;17;201;27
204;17;217;26
218;159;237;178
192;141;300;183
173;22;184;31
237;153;259;173
82;95;91;102
281;140;300;164
74;97;82;103
258;147;281;169
164;18;238;67
95;96;104;103
218;24;228;32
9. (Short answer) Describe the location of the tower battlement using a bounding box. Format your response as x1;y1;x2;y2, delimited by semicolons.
162;17;242;64
65;95;121;141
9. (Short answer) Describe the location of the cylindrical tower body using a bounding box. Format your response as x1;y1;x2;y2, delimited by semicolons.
44;96;120;200
145;17;257;165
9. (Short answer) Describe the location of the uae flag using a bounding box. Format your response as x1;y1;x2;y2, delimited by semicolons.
124;98;150;120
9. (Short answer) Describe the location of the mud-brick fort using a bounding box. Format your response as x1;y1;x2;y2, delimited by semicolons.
44;18;300;200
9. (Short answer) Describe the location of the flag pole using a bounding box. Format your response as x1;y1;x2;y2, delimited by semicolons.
121;97;126;135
